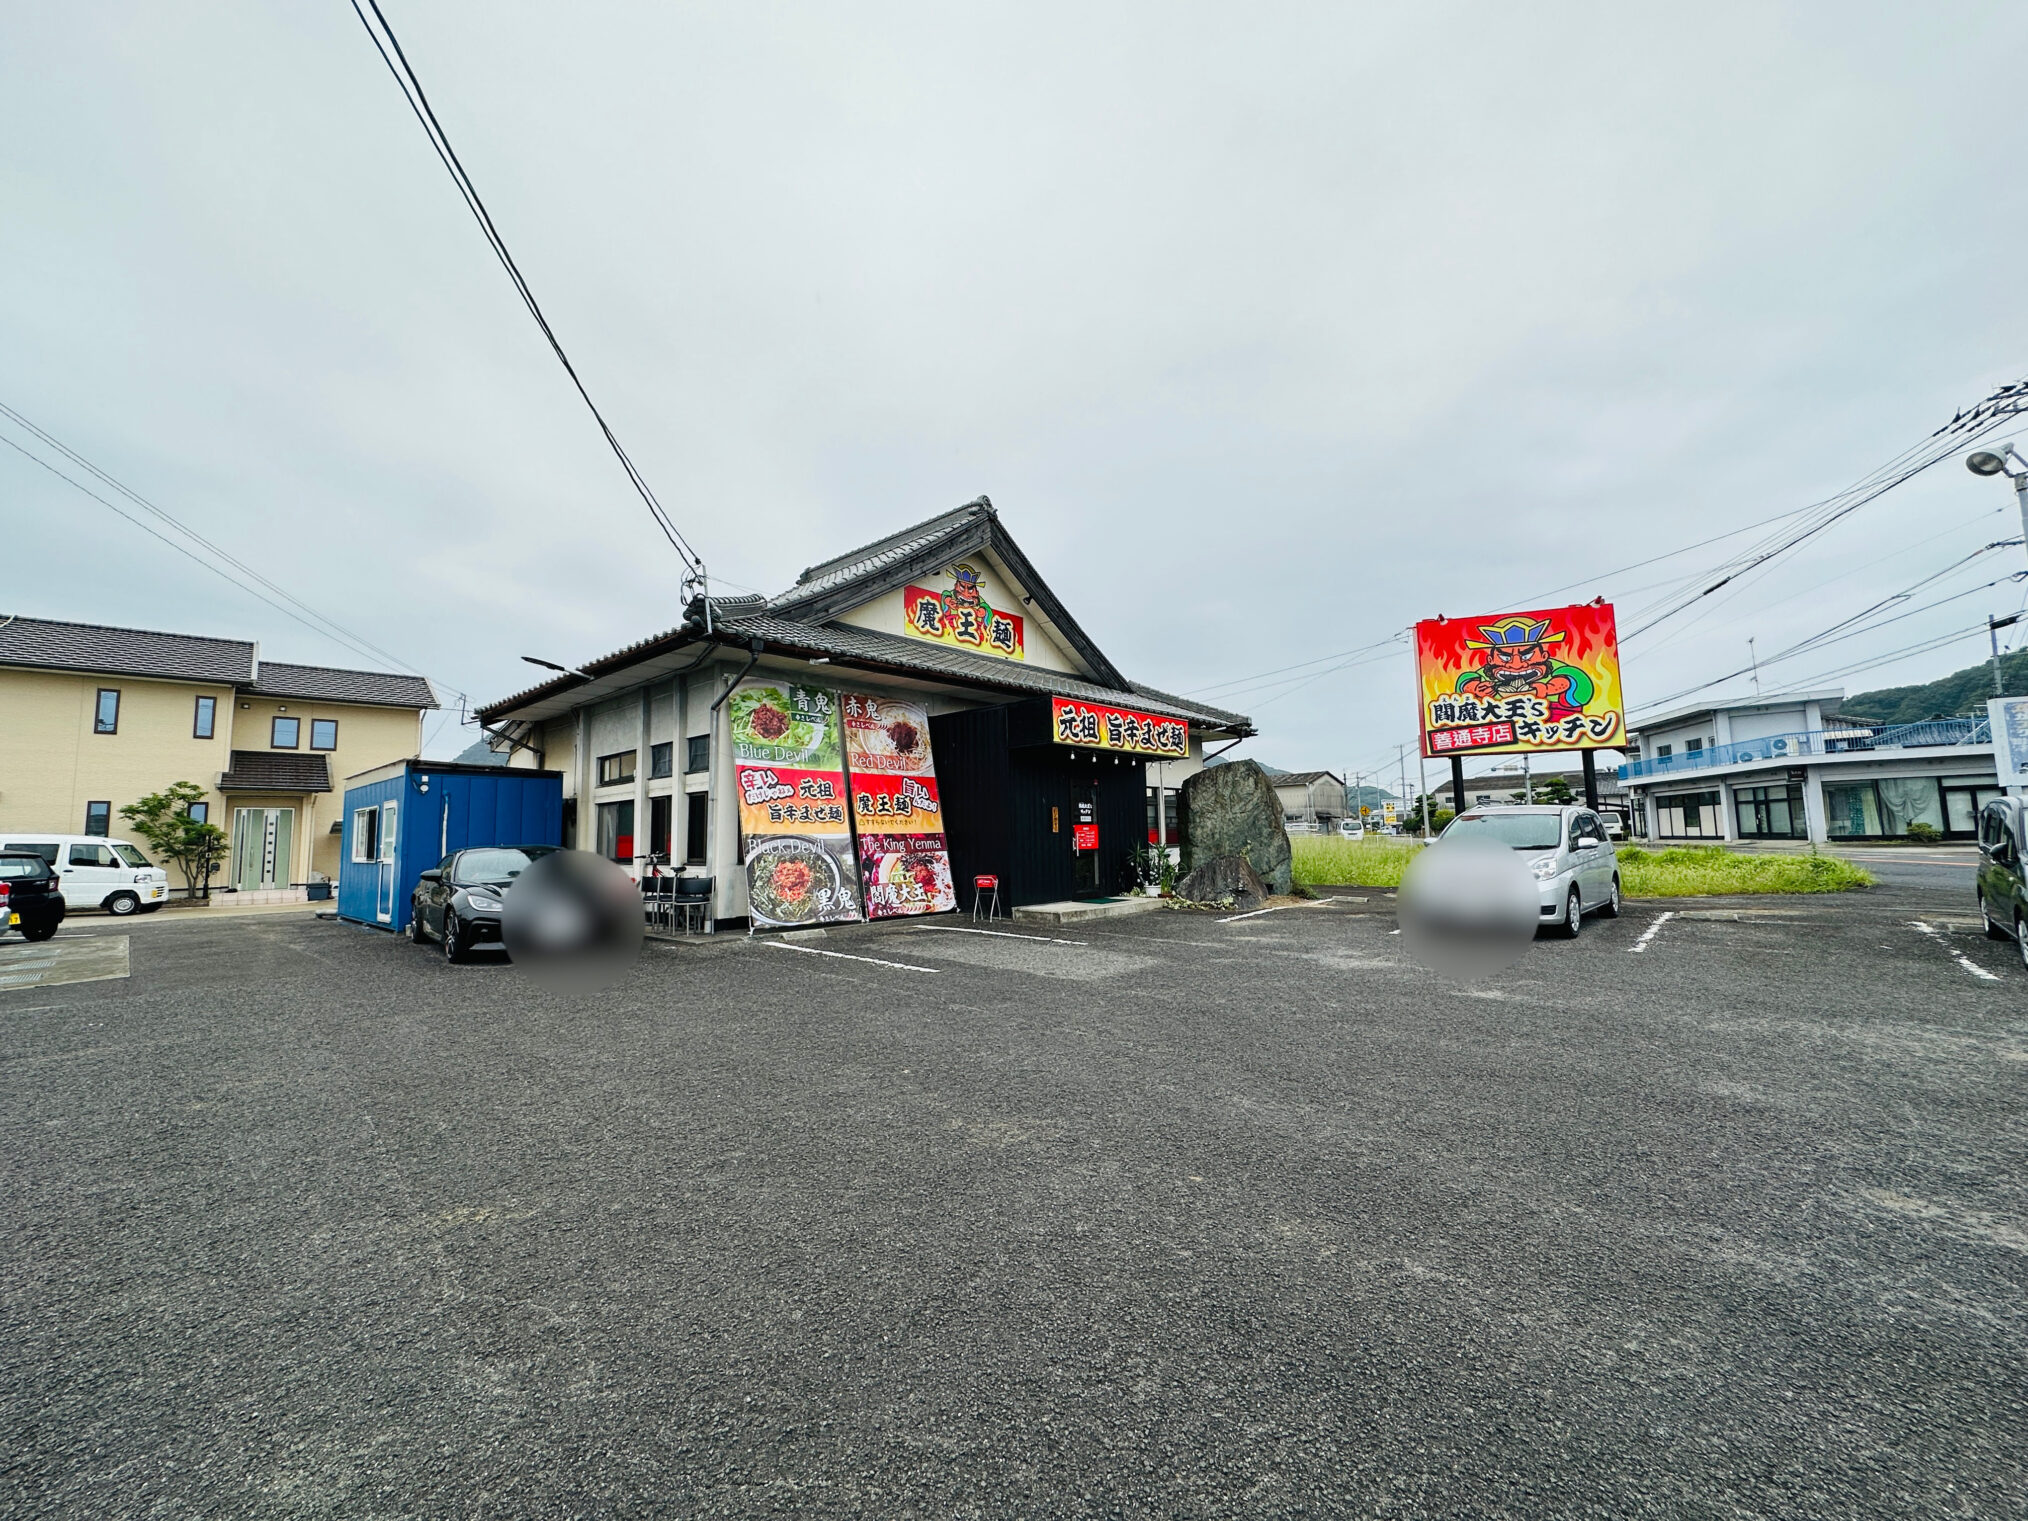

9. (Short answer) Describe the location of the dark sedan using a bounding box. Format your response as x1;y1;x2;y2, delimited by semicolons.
0;850;67;942
409;845;558;963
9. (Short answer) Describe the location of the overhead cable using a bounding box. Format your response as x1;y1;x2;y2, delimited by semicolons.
348;0;705;581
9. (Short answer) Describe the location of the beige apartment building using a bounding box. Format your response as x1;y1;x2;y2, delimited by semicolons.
0;616;435;891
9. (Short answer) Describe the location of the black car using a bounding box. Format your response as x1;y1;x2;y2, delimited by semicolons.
409;845;559;963
0;850;66;942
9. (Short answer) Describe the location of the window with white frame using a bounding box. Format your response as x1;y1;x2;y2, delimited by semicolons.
352;806;381;862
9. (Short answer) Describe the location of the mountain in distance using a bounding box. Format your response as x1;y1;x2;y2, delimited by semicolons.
1842;648;2028;725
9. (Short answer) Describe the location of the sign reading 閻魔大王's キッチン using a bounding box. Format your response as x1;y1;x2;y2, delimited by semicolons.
1415;604;1625;758
901;562;1025;660
1050;696;1188;757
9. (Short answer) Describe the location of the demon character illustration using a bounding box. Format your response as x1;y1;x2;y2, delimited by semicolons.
1457;615;1595;720
948;563;986;610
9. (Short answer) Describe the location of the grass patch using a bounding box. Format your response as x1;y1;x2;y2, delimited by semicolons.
1615;845;1873;897
1289;835;1425;888
1291;836;1875;896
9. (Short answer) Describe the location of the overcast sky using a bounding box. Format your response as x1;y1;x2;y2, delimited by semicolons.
6;2;2026;779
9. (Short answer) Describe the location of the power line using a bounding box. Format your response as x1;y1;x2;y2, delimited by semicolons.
348;0;705;583
0;425;469;705
0;402;426;680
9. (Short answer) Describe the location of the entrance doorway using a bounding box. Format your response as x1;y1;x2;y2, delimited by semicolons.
1071;781;1100;896
231;806;294;891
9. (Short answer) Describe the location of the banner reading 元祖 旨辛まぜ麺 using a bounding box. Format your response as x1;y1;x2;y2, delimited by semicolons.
1415;604;1624;758
728;679;863;928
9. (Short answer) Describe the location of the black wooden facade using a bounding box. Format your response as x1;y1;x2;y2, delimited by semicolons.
931;698;1147;908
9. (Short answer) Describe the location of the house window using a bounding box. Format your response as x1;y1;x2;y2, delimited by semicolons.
1686;738;1703;754
272;716;300;748
685;735;710;774
84;801;112;836
188;802;209;825
1826;778;1946;838
596;800;635;862
351;807;380;863
193;695;216;739
1656;789;1721;839
685;792;709;865
310;719;338;751
95;689;120;734
1655;743;1673;760
650;742;673;779
597;750;636;786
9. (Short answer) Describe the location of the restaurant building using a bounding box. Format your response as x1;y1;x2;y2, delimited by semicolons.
474;499;1253;926
1621;688;2003;843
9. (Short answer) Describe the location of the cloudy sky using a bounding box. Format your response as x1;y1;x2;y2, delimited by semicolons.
6;2;2026;778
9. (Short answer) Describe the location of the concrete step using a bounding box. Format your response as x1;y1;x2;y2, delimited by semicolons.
1012;896;1167;926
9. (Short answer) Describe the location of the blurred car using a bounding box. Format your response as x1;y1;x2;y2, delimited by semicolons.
1436;804;1620;937
0;849;66;941
1976;798;2028;972
409;845;560;963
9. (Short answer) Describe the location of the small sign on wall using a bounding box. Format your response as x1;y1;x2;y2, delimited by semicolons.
1071;823;1099;852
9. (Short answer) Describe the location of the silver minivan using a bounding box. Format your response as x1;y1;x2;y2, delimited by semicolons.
1437;804;1622;936
0;835;170;916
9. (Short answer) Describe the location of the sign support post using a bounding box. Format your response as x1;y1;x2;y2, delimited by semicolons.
1450;755;1467;820
1582;749;1600;811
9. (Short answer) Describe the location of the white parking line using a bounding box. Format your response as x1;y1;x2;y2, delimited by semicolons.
1910;921;2003;982
1218;901;1333;924
913;926;1088;946
761;940;937;974
1629;911;1675;954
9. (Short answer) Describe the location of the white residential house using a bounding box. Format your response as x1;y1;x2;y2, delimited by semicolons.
1272;770;1347;832
1620;688;2003;843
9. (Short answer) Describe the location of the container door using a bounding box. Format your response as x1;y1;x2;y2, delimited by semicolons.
1071;783;1100;896
376;800;399;923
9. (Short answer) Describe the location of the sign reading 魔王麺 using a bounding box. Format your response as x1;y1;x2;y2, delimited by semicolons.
1050;697;1188;758
901;563;1024;660
1415;604;1624;758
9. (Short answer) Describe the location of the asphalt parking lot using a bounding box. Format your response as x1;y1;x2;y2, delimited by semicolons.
4;883;2025;1520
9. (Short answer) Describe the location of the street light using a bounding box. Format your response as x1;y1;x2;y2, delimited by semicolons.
1966;445;2028;570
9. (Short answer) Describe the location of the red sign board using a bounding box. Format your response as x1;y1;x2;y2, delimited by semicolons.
1071;823;1099;852
1050;697;1189;758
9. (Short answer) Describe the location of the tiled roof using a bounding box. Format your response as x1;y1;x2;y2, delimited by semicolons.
474;500;1251;734
219;751;333;793
0;615;253;684
713;613;1252;730
0;615;436;708
776;499;994;607
247;661;437;709
1273;770;1343;788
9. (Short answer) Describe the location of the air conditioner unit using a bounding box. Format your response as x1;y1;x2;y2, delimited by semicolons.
1768;737;1790;757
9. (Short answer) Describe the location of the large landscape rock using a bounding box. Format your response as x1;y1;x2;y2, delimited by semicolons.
1181;760;1292;894
1174;854;1269;909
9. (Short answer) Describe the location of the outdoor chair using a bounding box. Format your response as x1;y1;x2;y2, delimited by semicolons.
972;874;1000;923
672;875;713;935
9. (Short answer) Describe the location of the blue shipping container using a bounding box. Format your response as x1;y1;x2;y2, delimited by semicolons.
337;759;563;931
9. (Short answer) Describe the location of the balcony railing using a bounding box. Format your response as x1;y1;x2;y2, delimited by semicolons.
1618;717;1991;781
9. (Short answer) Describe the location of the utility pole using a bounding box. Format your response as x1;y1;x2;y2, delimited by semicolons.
1397;743;1409;830
1418;749;1431;837
1991;613;2021;696
1522;751;1533;805
1749;636;1760;696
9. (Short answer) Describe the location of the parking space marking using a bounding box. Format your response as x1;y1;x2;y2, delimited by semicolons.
1910;921;2003;982
761;940;937;974
1629;911;1675;954
913;926;1088;946
1218;901;1334;924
